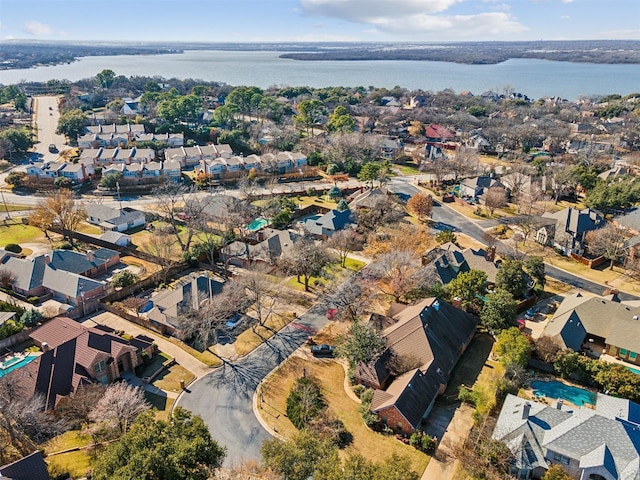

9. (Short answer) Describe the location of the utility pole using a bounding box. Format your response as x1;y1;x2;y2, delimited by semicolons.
116;181;123;212
0;190;10;221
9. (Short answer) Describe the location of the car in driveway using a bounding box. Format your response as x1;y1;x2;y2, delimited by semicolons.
524;306;540;320
310;344;335;357
225;313;245;330
48;144;58;153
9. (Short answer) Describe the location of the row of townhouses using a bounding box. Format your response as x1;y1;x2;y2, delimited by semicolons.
27;145;308;184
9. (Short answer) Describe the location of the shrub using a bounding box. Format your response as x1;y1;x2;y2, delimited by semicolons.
26;296;39;305
352;384;366;398
4;243;22;254
111;270;139;289
20;309;42;327
57;242;73;250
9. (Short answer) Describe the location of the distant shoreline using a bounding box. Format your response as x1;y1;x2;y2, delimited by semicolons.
2;40;640;71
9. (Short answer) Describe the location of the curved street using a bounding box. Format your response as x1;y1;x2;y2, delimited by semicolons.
176;305;329;468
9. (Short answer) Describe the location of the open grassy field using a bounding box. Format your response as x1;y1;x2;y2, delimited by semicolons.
0;220;46;246
258;355;429;475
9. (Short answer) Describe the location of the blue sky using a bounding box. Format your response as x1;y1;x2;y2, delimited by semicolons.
2;0;639;43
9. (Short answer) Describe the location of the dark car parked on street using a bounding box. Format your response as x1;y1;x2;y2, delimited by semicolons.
310;344;335;357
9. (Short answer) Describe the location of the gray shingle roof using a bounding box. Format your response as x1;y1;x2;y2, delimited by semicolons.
302;209;353;237
543;293;640;353
493;394;640;480
86;205;145;226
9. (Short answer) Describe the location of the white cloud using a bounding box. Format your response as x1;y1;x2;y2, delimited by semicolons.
301;0;463;23
300;0;525;39
560;15;571;20
23;21;54;36
371;12;527;37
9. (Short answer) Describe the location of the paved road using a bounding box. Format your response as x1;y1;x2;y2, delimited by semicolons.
176;304;330;468
33;95;67;160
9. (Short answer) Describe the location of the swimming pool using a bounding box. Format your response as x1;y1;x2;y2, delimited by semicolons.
531;380;596;406
245;217;270;232
0;354;39;379
627;366;640;375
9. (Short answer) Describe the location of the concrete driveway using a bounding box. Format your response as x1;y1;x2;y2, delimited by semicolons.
176;304;329;468
81;311;211;378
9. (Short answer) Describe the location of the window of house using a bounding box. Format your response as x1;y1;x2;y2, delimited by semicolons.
94;360;106;375
552;451;570;465
630;351;637;360
620;348;628;356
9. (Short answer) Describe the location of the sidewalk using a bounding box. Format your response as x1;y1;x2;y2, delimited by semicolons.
421;404;474;480
82;311;211;378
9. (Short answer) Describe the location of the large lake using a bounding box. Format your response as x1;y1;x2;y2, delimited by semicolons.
1;50;640;100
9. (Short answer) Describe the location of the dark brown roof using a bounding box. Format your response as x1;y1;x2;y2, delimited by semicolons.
7;317;137;408
0;451;50;480
370;298;479;428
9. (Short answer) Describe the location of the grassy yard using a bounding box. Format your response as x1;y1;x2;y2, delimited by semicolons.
258;356;429;475
285;258;366;292
440;334;495;404
75;222;102;235
0;220;46;246
151;363;195;393
234;313;294;356
395;164;421;175
145;392;175;421
120;255;162;276
43;430;93;479
294;195;341;210
138;352;172;378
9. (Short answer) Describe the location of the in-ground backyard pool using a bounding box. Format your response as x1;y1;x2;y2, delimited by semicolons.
0;354;39;379
532;380;596;406
245;217;270;232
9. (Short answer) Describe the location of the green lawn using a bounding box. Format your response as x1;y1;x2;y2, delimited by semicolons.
0;221;46;246
145;392;175;421
286;258;366;292
139;352;172;378
151;363;195;393
43;430;93;479
396;164;421;175
76;222;102;235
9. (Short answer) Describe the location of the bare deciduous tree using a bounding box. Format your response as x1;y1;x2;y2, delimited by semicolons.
281;239;334;292
483;187;508;216
88;382;148;435
0;268;15;289
367;250;428;303
0;375;63;464
29;190;86;244
585;224;628;269
326;229;362;268
141;233;178;283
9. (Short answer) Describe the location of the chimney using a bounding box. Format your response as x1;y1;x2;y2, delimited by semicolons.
44;254;51;265
87;250;94;262
452;297;462;309
556;399;564;410
486;246;496;262
522;402;531;420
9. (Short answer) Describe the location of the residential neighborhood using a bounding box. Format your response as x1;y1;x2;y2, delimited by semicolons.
1;68;640;480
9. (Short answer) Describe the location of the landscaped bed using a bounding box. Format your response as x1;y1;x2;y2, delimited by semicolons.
257;355;429;474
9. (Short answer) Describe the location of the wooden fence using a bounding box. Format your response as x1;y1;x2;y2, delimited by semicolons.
570;253;607;269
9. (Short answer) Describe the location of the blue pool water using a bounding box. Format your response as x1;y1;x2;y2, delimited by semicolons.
531;380;596;406
0;354;39;379
245;217;270;232
627;366;640;375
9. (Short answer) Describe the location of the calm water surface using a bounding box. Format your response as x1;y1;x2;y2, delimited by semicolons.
2;50;640;101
